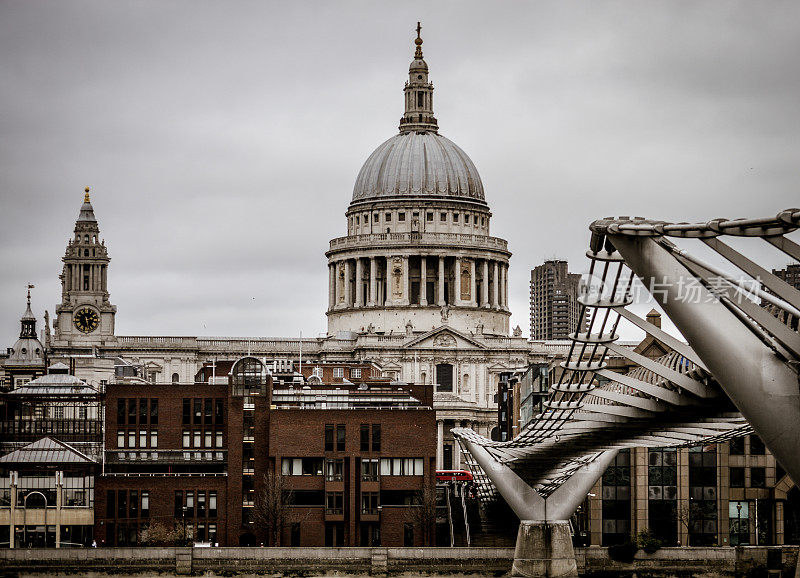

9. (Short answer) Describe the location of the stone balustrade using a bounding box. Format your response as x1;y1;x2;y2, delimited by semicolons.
329;231;508;252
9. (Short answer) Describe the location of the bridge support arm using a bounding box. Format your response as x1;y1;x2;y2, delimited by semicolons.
611;235;800;484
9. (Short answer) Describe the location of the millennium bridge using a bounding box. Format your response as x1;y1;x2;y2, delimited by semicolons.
453;208;800;576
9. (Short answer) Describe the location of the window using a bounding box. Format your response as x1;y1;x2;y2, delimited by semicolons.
361;492;379;515
325;424;334;451
385;212;392;222
117;431;125;448
182;430;191;448
465;214;470;224
209;492;217;517
186;491;194;517
404;523;414;547
750;435;766;455
350;368;361;379
174;491;183;517
730;467;745;487
360;424;370;452
373;213;379;222
129;490;138;518
453;213;459;223
398;212;405;222
193;430;201;448
326;459;344;481
364;214;369;223
141;492;149;518
282;457;324;476
106;490;116;518
171;372;179;383
118;490;127;518
379;458;424;476
150;399;158;424
193;399;202;424
204;399;213;424
128;399;136;423
128;430;136;448
326;492;344;515
204;431;212;448
215;399;224;425
117;399;126;425
730;501;749;545
139;399;147;423
182;399;191;425
426;212;433;222
440;212;447;222
291;523;301;547
209;524;217;544
215;431;223;448
336;424;346;451
333;367;344;378
139;429;147;448
750;467;766;488
356;216;360;225
362;458;379;481
372;424;381;452
729;437;745;455
198;492;206;517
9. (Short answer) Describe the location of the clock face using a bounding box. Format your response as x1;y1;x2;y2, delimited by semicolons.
73;307;100;334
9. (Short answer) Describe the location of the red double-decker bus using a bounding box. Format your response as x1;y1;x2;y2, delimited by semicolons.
435;469;473;482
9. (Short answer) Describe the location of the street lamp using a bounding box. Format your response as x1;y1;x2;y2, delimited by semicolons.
736;502;743;545
181;506;188;545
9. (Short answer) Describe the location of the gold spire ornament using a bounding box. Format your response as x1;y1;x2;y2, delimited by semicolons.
415;21;423;59
84;186;90;203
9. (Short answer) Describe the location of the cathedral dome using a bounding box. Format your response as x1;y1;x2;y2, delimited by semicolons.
351;131;485;204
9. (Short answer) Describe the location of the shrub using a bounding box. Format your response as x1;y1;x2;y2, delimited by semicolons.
636;529;662;554
608;539;639;563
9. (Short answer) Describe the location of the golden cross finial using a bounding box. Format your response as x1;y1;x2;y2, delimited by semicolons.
84;186;90;203
414;21;423;58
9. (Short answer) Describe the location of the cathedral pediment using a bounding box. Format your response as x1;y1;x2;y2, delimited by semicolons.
403;326;487;350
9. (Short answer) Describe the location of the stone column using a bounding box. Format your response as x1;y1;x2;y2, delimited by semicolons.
455;257;462;306
355;258;364;307
344;259;352;308
492;261;499;308
500;263;507;309
482;260;490;308
470;260;477;306
328;263;336;310
438;256;446;306
437;420;444;470
383;257;390;306
420;256;428;305
401;255;410;306
368;257;377;306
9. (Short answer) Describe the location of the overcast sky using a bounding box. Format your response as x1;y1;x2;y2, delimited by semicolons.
1;1;799;345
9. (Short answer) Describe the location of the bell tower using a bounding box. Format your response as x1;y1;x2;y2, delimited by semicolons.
54;187;116;345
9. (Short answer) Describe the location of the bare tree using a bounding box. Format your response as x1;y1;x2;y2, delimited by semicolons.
253;470;294;546
406;483;438;546
138;520;183;546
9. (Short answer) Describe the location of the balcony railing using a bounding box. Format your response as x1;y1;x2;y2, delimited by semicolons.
106;450;226;464
328;232;508;252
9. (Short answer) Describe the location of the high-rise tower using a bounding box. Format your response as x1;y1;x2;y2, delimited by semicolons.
54;188;116;345
325;24;511;336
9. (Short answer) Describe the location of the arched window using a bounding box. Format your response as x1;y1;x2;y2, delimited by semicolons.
231;357;267;396
171;373;179;384
462;373;470;392
84;235;89;243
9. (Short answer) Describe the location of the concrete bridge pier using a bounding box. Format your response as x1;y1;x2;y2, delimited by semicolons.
512;520;577;577
459;439;616;577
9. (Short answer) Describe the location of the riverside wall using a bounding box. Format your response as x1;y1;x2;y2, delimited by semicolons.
0;545;798;576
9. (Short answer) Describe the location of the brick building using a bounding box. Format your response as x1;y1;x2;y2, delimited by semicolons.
95;356;436;547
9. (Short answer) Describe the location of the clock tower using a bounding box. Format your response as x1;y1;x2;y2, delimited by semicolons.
54;188;117;346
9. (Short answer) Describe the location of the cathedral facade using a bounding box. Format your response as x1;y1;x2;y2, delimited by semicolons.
4;28;561;470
